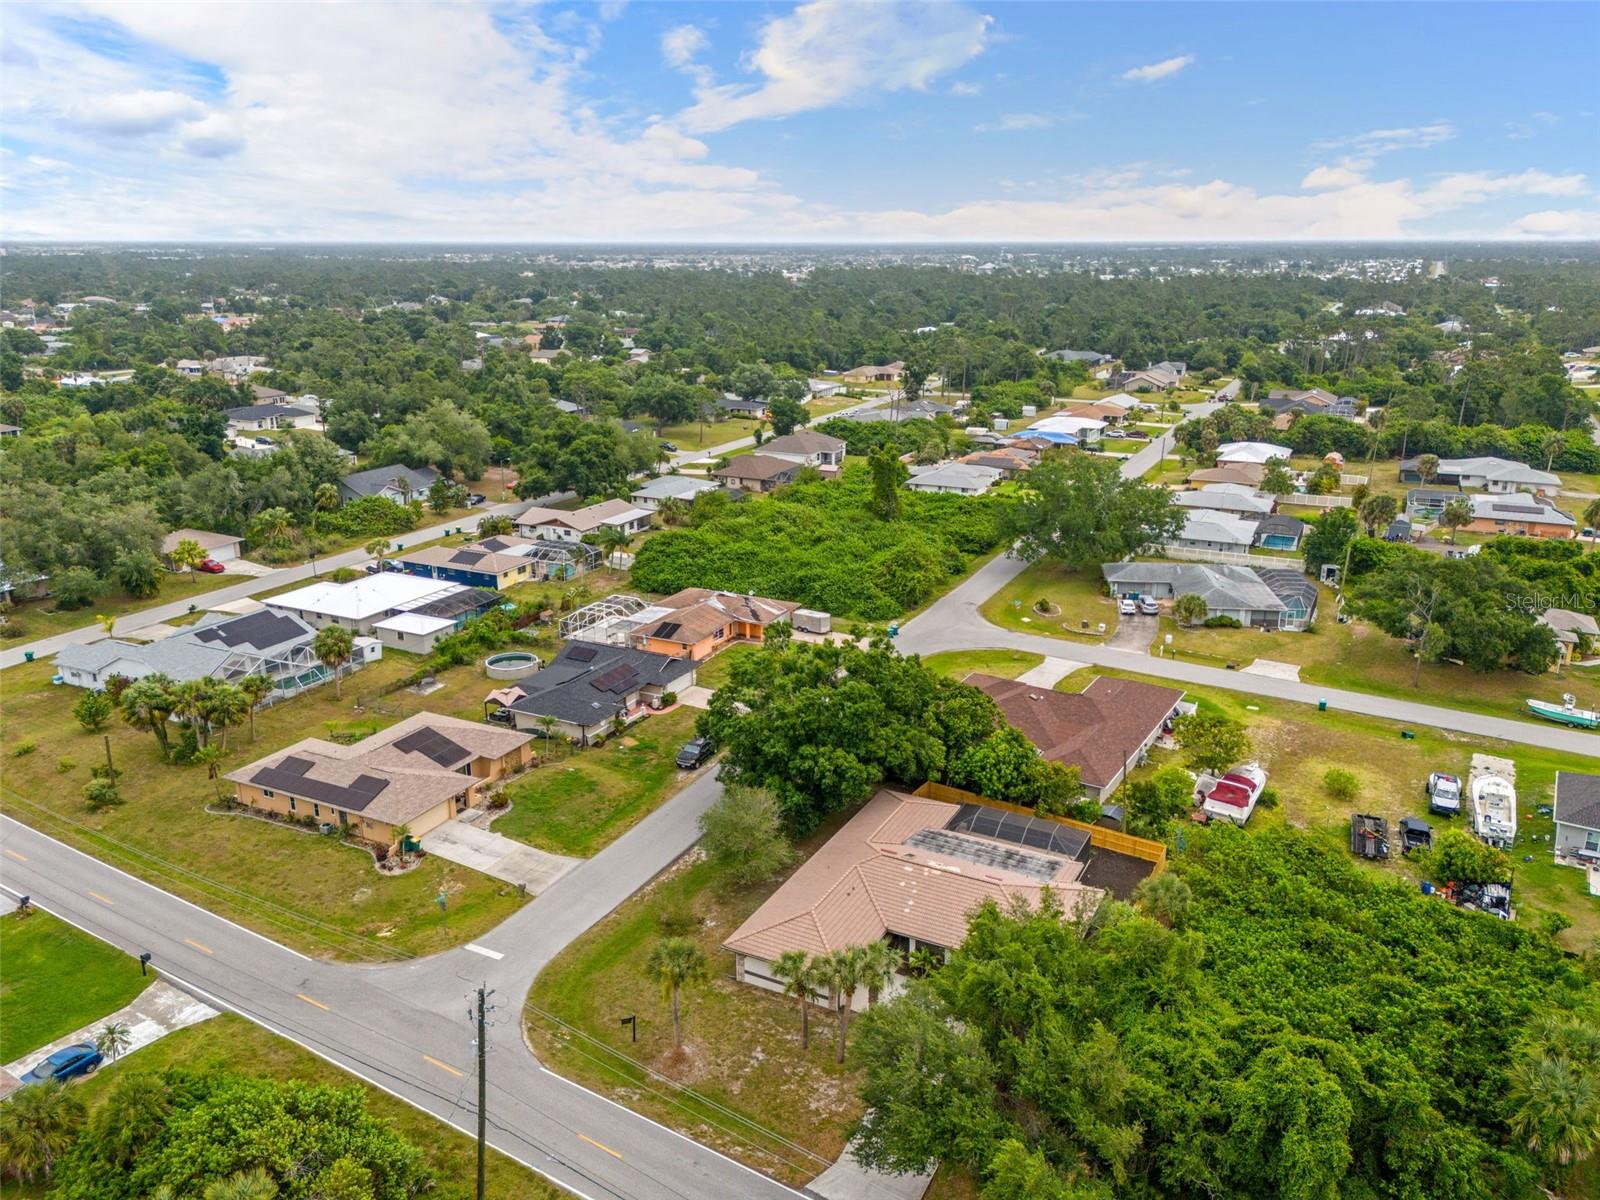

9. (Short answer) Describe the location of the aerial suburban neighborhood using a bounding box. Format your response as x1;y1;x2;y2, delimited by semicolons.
1;3;1598;1200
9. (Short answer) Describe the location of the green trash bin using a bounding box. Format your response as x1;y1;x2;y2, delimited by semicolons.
24;651;34;663
1317;699;1327;712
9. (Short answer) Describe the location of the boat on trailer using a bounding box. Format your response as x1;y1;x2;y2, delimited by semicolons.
1526;693;1600;729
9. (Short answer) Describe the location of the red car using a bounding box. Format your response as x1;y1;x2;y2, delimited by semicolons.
196;559;226;574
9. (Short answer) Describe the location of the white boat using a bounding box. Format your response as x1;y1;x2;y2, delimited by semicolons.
1469;753;1517;849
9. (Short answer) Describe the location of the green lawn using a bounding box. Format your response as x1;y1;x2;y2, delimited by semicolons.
0;654;527;962
2;570;240;642
527;832;864;1188
494;707;703;857
1098;438;1146;453
657;415;763;452
7;1014;565;1200
1058;665;1600;949
694;642;759;692
0;909;152;1062
978;562;1120;641
921;648;1045;681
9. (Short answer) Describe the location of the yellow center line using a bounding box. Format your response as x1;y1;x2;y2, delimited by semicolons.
3;848;27;862
578;1133;623;1160
184;938;214;955
422;1054;464;1077
88;891;116;906
296;993;330;1010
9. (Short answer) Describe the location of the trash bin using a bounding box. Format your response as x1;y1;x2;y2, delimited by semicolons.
887;624;899;637
1317;699;1327;712
1401;730;1415;740
23;651;34;663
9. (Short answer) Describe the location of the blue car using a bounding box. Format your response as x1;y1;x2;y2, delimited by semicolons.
19;1043;103;1085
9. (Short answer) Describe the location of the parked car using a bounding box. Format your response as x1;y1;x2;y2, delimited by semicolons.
675;737;712;769
486;706;514;725
1137;596;1160;616
1118;597;1138;616
466;493;487;507
660;441;679;452
196;558;226;574
20;1043;102;1085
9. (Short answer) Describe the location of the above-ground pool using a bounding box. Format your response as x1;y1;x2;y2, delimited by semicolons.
484;651;541;680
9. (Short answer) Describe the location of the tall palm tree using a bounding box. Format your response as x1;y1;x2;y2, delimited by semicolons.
771;950;818;1050
821;946;868;1063
0;1081;85;1184
118;674;177;759
95;1019;133;1063
312;625;355;699
311;482;340;532
364;538;391;570
1542;430;1566;471
170;537;206;578
1439;496;1473;545
858;940;901;1008
644;936;708;1051
203;1167;280;1200
1507;1053;1600;1177
171;679;213;747
203;681;250;751
239;674;273;742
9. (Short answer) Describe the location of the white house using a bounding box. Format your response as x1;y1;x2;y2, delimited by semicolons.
161;528;245;565
759;430;847;470
224;403;318;435
1173;484;1276;517
1216;441;1294;466
629;475;722;510
1172;510;1258;553
1028;415;1106;443
905;462;1002;495
514;498;652;543
265;574;496;636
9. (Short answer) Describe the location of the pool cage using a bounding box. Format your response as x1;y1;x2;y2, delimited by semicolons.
558;594;650;646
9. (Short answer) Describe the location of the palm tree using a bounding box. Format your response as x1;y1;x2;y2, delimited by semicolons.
239;674;273;742
311;482;340;532
203;1167;280;1200
1357;493;1397;537
392;823;413;860
171;679;213;747
907;946;943;978
1507;1053;1600;1178
1584;497;1600;547
118;675;177;759
0;1081;85;1184
771;950;818;1050
858;939;901;1008
1438;496;1472;545
477;514;514;537
1542;430;1566;471
195;744;225;799
312;625;355;699
170;537;206;578
1132;872;1193;928
364;538;391;570
644;936;708;1051
95;613;118;637
821;946;867;1063
595;524;633;563
1417;453;1440;485
202;681;249;751
95;1019;133;1063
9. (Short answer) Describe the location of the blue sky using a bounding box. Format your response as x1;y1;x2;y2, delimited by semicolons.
2;1;1596;241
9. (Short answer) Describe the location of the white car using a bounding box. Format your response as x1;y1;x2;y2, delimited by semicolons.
1118;597;1138;616
1137;596;1160;616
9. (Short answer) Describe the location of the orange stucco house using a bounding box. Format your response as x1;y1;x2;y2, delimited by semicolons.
630;588;800;661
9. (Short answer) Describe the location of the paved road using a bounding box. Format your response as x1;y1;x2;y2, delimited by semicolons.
0;766;803;1200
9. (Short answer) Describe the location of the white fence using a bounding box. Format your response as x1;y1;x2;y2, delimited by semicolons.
1159;545;1306;570
1339;473;1369;486
1282;493;1352;509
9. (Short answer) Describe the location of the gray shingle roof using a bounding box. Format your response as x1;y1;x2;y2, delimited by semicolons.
339;464;441;497
1555;772;1600;832
508;644;693;725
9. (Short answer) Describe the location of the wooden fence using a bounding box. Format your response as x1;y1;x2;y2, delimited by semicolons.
913;781;1167;873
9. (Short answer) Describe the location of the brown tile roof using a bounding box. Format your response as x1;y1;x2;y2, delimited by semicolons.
1188;463;1266;487
161;528;244;555
967;674;1185;790
723;790;1098;962
1064;403;1127;421
636;589;799;645
225;712;530;828
714;454;800;483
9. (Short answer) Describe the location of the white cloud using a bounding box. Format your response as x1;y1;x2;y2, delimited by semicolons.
974;112;1052;133
1315;121;1456;155
177;113;243;158
949;80;982;98
674;0;991;133
1505;209;1600;238
660;24;707;69
72;88;205;134
1121;55;1193;83
1301;163;1370;191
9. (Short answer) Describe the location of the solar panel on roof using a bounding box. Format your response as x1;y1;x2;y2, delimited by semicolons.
566;645;598;662
393;727;469;767
278;756;314;775
905;829;1062;883
450;550;486;566
653;621;682;640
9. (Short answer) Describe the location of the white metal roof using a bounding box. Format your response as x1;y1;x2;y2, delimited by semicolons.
267;574;463;621
373;612;455;635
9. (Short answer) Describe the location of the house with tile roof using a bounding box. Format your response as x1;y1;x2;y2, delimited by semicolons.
712;453;802;493
723;789;1102;1009
513;498;652;543
225;712;533;849
1553;772;1600;865
628;588;801;661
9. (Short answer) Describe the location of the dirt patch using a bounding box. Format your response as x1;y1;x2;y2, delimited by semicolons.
655;1042;711;1085
1080;847;1155;898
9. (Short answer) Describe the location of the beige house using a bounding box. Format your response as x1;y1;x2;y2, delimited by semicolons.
225;712;533;849
161;528;245;565
724;789;1101;1010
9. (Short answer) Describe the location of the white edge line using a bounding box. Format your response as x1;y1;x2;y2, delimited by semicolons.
464;942;505;960
537;1065;812;1195
0;813;314;962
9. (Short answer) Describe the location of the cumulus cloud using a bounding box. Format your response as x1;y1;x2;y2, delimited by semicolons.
72;88;204;134
1505;209;1600;238
1121;55;1193;83
674;0;991;133
660;24;707;69
1316;121;1456;155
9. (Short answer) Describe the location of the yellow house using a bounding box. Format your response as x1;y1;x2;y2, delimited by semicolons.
225;712;534;849
630;588;799;661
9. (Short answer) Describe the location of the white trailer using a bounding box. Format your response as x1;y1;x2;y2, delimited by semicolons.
1468;753;1517;849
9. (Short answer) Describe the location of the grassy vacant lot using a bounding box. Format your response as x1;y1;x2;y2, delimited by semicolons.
0;909;151;1062
0;654;526;962
1061;666;1600;949
5;1014;564;1200
495;706;702;857
657;414;763;452
527;838;864;1188
979;562;1120;640
921;648;1045;680
3;570;240;642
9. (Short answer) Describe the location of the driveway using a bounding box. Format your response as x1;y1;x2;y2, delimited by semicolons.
1106;614;1158;653
420;819;579;893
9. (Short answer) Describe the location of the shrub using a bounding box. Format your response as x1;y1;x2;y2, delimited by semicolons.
83;778;121;811
73;689;114;732
56;757;74;774
656;904;700;936
10;740;36;757
1202;614;1243;628
659;691;678;707
1323;768;1360;803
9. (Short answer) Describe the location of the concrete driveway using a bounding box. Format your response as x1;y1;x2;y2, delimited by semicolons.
1107;614;1158;653
420;819;579;893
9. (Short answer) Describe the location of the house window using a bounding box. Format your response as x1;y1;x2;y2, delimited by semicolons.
262;789;275;798
1586;830;1600;853
313;803;320;819
288;797;296;813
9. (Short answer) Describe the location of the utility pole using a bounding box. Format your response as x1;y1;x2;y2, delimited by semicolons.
474;984;496;1200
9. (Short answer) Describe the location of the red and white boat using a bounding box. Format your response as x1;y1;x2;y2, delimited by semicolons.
1198;762;1268;826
